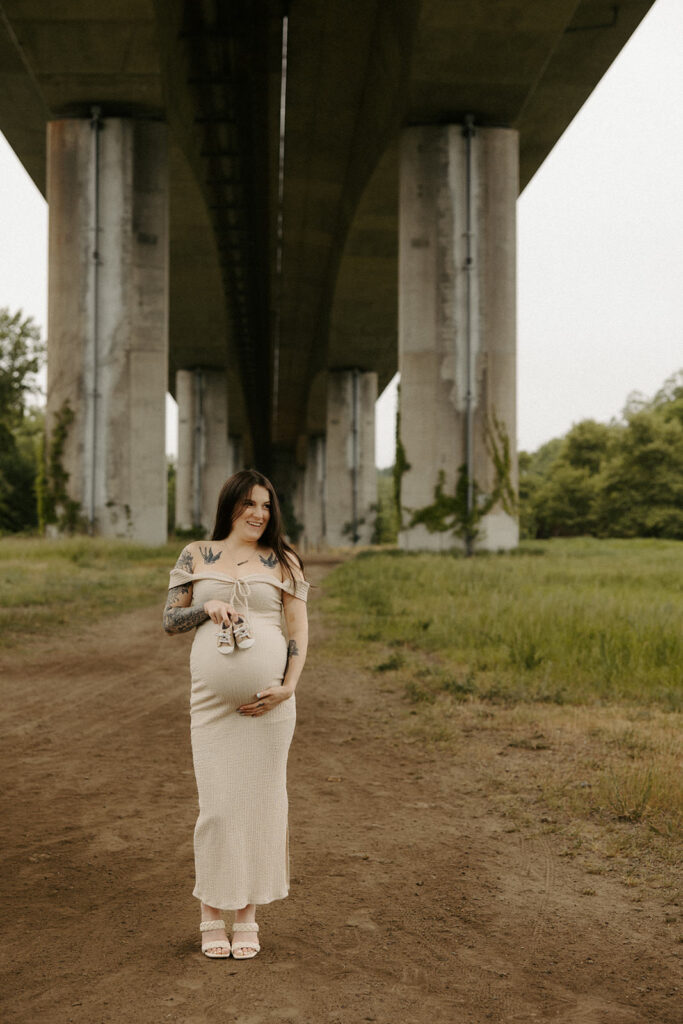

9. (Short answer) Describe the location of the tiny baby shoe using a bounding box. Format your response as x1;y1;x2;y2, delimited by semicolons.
216;623;235;654
232;616;255;650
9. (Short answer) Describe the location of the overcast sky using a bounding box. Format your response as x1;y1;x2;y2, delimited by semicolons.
1;0;681;466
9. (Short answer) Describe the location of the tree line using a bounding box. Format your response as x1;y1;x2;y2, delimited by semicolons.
1;306;681;540
519;372;683;540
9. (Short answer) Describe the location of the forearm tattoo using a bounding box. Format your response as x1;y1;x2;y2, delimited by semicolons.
283;637;299;679
163;582;208;634
163;605;209;634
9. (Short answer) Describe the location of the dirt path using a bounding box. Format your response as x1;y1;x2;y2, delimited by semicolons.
0;563;679;1023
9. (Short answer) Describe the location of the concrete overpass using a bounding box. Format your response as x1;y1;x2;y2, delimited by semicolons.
0;0;656;546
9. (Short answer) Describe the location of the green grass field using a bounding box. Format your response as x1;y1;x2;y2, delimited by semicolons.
2;536;680;704
322;538;683;709
322;538;682;876
0;536;179;645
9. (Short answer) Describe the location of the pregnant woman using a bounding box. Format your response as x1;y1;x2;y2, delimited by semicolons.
163;469;309;960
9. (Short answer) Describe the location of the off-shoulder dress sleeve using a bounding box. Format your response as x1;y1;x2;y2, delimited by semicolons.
281;577;310;602
168;566;193;589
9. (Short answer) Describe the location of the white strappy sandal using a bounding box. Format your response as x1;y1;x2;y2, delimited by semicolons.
231;921;260;959
200;918;231;958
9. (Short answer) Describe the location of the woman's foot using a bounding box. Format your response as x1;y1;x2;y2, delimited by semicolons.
200;903;231;957
232;905;259;958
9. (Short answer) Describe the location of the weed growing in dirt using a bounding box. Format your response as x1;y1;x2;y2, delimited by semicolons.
374;652;405;672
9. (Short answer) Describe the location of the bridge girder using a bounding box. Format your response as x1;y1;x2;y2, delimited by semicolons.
0;0;657;469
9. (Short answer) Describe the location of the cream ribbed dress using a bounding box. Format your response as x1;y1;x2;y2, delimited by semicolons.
168;567;309;910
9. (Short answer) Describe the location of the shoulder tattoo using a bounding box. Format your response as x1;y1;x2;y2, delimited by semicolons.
198;545;222;564
176;547;193;572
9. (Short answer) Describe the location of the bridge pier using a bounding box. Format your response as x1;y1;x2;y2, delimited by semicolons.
325;369;377;546
397;124;519;552
46;116;168;544
175;368;231;533
229;436;244;477
300;434;326;551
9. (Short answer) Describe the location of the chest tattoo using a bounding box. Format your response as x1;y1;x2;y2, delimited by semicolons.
199;545;222;564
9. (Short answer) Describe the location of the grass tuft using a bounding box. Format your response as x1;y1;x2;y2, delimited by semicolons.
602;766;655;823
404;680;437;704
374;652;405;672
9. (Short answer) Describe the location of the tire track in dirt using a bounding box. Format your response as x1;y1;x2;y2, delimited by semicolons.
0;563;679;1023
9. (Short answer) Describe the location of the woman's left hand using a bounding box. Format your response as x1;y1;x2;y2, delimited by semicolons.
238;685;294;716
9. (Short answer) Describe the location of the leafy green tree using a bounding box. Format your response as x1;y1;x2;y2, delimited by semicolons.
518;438;562;538
563;419;613;475
519;372;683;540
0;308;44;425
532;463;600;537
0;308;45;532
529;420;614;537
0;408;44;531
594;401;683;538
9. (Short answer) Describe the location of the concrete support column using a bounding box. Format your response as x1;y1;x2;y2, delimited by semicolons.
325;369;377;546
46;116;168;544
301;434;326;551
229;436;243;476
291;462;306;547
175;368;231;532
397;124;519;552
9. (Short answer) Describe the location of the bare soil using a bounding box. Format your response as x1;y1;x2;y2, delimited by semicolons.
1;562;680;1023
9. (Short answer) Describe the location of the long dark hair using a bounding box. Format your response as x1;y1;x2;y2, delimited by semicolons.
211;469;304;583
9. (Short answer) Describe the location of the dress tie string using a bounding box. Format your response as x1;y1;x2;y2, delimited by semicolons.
228;578;252;621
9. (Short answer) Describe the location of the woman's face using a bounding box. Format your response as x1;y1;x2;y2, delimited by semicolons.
231;484;271;541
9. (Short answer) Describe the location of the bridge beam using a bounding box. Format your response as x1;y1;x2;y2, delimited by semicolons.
175;368;231;534
397;124;519;552
325;369;377;547
46;116;168;544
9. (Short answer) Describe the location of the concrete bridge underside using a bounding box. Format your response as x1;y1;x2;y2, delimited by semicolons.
0;0;656;546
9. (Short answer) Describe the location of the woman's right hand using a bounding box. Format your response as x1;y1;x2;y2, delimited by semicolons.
203;600;238;626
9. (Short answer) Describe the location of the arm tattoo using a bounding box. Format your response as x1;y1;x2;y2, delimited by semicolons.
282;638;300;682
259;552;277;568
163;606;208;630
163;605;209;634
198;545;222;564
163;583;208;634
176;547;193;572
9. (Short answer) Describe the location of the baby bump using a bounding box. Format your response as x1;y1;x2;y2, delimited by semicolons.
190;618;288;709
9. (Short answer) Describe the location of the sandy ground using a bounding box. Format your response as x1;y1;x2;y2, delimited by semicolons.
0;562;680;1023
